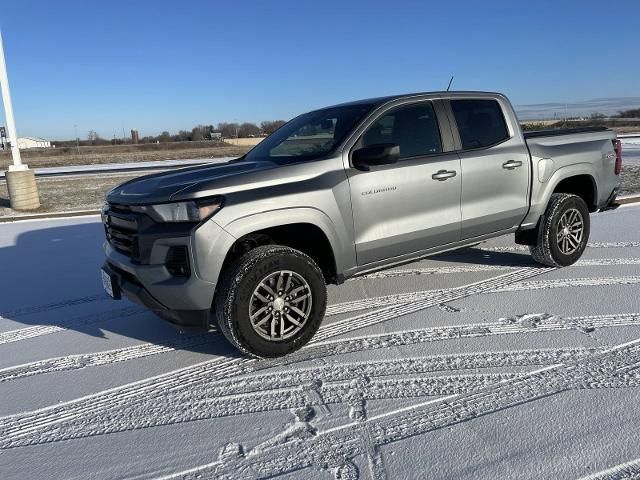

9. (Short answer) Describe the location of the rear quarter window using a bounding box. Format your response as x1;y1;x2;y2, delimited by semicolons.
451;99;510;149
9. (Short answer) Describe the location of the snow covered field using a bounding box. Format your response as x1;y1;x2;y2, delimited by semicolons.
1;205;639;479
621;137;640;167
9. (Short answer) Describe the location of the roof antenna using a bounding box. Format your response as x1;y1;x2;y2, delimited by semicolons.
446;76;454;92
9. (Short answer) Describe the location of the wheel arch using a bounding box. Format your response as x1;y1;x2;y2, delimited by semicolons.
219;208;347;286
551;174;598;212
522;164;599;228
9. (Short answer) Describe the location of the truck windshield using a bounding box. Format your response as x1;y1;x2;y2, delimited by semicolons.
244;104;374;164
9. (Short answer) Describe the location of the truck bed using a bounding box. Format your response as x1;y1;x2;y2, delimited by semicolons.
521;125;618;228
523;126;609;139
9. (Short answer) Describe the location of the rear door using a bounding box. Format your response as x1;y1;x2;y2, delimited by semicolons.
345;100;462;266
447;98;530;239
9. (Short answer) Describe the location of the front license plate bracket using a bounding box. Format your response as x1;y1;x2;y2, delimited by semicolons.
101;268;122;300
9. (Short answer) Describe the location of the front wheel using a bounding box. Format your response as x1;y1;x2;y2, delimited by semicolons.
530;193;590;267
214;245;327;358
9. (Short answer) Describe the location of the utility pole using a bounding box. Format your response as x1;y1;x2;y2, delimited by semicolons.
0;31;40;210
74;124;80;154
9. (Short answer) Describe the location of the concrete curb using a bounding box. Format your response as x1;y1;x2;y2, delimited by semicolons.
617;194;640;205
0;209;100;223
0;157;232;179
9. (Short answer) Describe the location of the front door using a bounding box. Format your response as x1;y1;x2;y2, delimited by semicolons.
346;101;462;266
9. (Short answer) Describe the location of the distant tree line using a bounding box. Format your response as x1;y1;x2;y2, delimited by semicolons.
521;108;640;131
53;120;288;147
616;108;640;118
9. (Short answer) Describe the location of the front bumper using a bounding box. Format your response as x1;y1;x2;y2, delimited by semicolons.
101;209;237;329
102;257;212;329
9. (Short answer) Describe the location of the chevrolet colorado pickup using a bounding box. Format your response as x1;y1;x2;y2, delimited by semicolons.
101;91;622;357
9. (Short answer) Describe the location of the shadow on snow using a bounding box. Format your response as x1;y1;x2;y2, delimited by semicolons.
0;220;535;358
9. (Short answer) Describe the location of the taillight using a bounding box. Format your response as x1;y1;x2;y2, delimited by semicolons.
614;139;622;175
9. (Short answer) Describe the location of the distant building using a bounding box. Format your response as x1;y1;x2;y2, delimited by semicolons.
16;136;51;149
131;128;139;144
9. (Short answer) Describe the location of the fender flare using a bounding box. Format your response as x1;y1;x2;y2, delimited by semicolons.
220;207;351;276
523;163;598;227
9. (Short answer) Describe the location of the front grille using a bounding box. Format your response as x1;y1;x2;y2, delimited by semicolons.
103;203;139;258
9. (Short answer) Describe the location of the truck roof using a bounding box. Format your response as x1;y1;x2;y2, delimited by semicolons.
328;91;505;109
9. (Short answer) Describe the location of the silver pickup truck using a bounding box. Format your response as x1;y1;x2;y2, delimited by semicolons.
101;91;622;357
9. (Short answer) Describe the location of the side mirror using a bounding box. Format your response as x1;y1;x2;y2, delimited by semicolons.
352;143;400;171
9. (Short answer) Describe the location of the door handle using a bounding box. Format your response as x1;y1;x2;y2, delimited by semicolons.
502;160;523;170
431;170;457;181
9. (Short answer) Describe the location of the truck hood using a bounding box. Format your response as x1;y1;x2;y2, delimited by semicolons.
106;159;277;205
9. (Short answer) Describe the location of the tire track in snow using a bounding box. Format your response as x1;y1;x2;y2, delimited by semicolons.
327;276;640;316
184;348;601;398
0;331;220;382
498;276;640;292
0;268;551;448
0;294;107;319
157;374;528;423
360;257;640;280
2;312;637;447
321;267;553;336
173;338;640;480
480;241;640;252
7;365;640;442
0;355;255;449
1;309;629;385
0;306;144;345
2;309;636;385
308;312;640;354
578;458;640;480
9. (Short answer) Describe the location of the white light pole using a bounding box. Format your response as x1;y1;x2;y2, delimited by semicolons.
0;31;23;170
0;31;40;210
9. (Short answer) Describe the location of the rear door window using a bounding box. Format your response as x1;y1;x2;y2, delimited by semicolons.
361;103;442;159
451;99;509;149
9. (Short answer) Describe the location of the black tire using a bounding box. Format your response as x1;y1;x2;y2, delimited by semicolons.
529;193;590;267
214;245;327;358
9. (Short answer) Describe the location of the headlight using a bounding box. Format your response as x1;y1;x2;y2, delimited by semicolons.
132;196;224;223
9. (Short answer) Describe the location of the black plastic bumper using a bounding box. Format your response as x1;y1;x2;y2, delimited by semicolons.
600;188;620;212
102;262;210;329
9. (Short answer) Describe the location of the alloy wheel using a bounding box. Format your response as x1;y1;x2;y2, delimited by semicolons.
248;270;312;341
556;208;584;255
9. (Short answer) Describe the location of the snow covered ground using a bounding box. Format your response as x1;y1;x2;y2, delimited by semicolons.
1;205;639;479
621;137;640;167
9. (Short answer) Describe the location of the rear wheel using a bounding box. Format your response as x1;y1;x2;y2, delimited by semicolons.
530;193;590;267
215;245;327;357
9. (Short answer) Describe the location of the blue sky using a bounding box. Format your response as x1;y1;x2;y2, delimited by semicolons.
1;0;639;140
